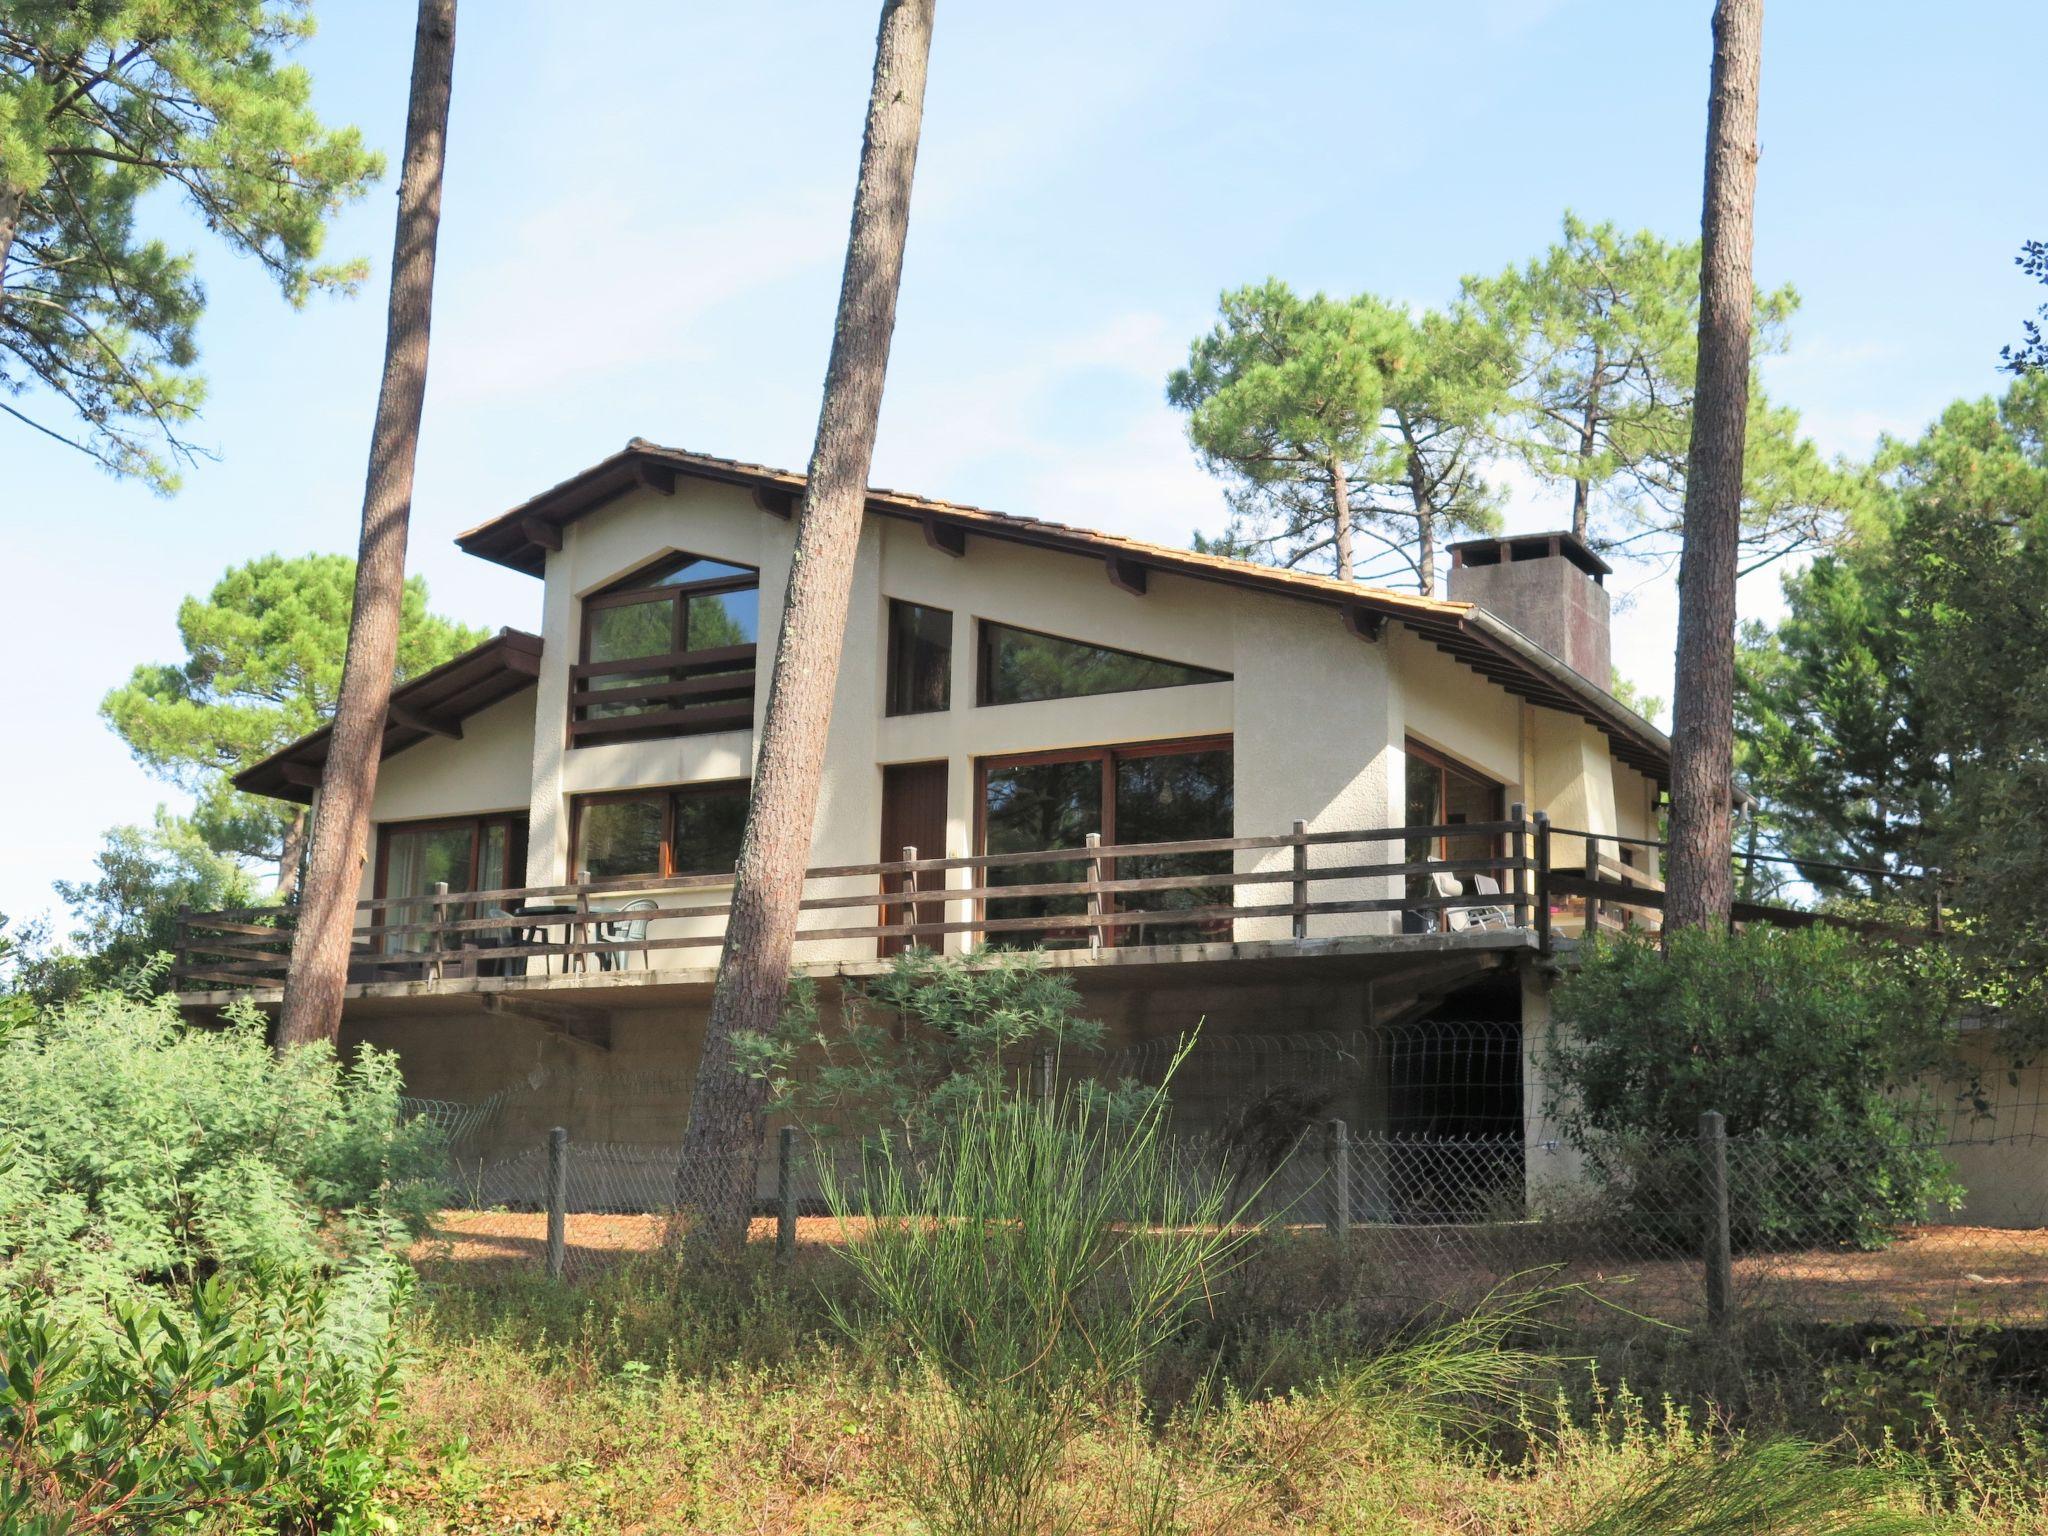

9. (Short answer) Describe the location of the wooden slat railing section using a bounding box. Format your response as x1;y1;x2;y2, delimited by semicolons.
566;643;756;745
173;813;1543;993
174;814;1947;995
1545;827;1944;941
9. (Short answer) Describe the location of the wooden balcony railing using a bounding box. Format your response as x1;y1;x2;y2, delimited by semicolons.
171;813;1948;996
566;643;755;744
173;813;1541;994
1545;827;1944;941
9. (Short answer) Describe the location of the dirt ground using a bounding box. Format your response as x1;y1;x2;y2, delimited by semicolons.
412;1211;2048;1326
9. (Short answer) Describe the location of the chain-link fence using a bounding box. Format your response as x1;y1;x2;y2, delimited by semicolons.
400;1023;2048;1329
405;1119;2048;1331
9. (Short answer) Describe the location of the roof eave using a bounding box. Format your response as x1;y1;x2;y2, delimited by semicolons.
234;629;543;804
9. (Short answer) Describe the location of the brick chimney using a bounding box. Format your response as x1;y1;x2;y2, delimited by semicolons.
1446;531;1612;691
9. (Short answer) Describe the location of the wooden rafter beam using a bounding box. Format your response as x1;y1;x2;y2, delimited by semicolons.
388;702;462;740
277;760;322;789
752;485;796;519
921;513;966;558
518;515;562;551
1105;556;1148;596
636;462;677;496
1343;604;1386;642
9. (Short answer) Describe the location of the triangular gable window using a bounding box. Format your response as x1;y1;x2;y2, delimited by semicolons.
977;620;1229;706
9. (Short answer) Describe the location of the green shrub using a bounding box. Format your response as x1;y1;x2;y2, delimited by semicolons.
0;988;445;1302
0;1269;409;1536
1546;927;1959;1248
736;949;1150;1145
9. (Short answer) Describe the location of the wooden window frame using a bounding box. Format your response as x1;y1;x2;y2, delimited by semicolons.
974;619;1231;708
884;597;954;718
1404;738;1506;860
570;553;760;747
973;734;1233;946
372;811;530;901
567;780;750;880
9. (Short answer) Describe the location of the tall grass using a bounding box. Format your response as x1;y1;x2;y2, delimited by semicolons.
819;1048;1258;1536
1561;1437;1935;1536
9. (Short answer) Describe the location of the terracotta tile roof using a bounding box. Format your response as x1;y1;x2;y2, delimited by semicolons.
452;441;1674;784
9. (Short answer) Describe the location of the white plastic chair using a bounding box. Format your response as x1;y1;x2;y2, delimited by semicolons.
1467;874;1514;929
598;898;658;971
1435;871;1511;932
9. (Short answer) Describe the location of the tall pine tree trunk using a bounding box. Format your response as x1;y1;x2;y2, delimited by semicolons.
1330;461;1355;581
0;184;22;307
674;0;937;1243
1405;445;1436;597
276;0;458;1050
277;807;309;902
1570;362;1602;542
1665;0;1762;936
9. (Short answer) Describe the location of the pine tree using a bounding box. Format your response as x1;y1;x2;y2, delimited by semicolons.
674;0;938;1245
1169;280;1389;583
1666;0;1765;936
101;554;485;896
1;1;381;489
276;0;457;1052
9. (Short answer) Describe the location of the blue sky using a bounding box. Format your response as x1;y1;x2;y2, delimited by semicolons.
3;0;2040;927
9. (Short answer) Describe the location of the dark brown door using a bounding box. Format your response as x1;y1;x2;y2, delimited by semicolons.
880;760;948;957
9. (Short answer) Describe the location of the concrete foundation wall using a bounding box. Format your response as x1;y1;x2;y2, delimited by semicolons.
1931;1037;2048;1228
348;963;1415;1209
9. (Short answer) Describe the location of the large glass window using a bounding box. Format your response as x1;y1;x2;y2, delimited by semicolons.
570;783;750;880
1111;746;1234;945
375;813;528;953
983;758;1102;947
886;599;952;716
572;554;758;744
1405;741;1504;908
980;739;1233;949
977;621;1229;706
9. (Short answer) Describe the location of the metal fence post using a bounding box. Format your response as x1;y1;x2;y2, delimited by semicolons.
1700;1110;1732;1328
546;1126;569;1281
1291;819;1310;941
1328;1118;1352;1244
776;1126;798;1265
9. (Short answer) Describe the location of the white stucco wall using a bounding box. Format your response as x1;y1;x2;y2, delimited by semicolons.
1231;591;1394;938
335;470;1657;962
355;687;540;903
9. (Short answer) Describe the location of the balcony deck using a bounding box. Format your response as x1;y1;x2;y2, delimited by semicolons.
174;816;1548;1008
171;816;1939;1014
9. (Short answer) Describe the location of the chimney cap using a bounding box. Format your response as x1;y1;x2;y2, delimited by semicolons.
1447;530;1611;583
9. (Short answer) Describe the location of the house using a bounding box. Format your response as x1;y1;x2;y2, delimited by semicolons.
177;440;1682;1209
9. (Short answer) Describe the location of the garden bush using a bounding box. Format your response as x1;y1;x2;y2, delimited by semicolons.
0;988;445;1303
1545;926;1960;1248
735;948;1152;1145
0;985;440;1530
0;1270;409;1535
823;1048;1253;1536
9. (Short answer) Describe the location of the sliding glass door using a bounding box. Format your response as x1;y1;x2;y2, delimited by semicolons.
375;814;527;954
1404;742;1504;909
980;738;1232;949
